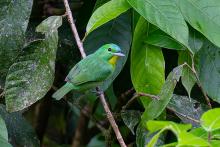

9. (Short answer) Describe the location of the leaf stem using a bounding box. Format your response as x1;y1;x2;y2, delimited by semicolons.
62;0;126;146
185;58;212;109
208;131;211;142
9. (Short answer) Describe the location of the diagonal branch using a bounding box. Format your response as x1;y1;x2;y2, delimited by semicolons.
62;0;126;146
63;0;86;58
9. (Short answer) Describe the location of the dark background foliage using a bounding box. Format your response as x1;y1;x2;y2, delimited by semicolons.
1;0;220;146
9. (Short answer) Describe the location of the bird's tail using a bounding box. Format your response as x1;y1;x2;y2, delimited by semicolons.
52;83;73;100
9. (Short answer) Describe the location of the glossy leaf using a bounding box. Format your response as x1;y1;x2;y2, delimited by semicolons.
0;0;33;86
178;0;220;48
5;16;62;112
121;110;141;134
178;51;196;97
86;0;130;34
201;108;220;132
147;120;191;135
84;12;132;91
0;116;8;141
178;132;210;146
195;41;220;103
0;104;39;147
127;0;190;51
146;120;191;146
168;95;208;127
143;65;183;121
131;17;165;109
146;29;184;50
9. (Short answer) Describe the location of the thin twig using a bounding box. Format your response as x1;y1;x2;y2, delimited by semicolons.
122;92;159;110
62;1;126;146
63;0;86;58
167;108;200;123
118;88;135;100
185;58;212;109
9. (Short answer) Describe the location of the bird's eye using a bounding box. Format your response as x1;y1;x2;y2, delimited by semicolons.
108;48;112;51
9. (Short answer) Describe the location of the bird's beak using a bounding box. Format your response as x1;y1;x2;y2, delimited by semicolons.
112;52;125;57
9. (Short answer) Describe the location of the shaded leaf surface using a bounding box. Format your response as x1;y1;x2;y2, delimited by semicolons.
0;116;8;141
0;0;33;86
195;41;220;103
131;17;165;108
84;12;132;91
167;95;208;127
121;110;141;134
0;104;39;147
5;16;62;112
188;27;204;54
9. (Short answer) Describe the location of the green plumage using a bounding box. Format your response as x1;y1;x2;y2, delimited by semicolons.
52;43;124;100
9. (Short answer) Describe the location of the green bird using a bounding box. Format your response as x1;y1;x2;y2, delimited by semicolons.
52;43;125;100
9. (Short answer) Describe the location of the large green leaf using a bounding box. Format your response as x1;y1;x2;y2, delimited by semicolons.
131;17;165;108
0;0;33;87
168;95;208;127
178;51;196;97
86;0;130;34
84;12;132;91
178;0;220;48
201;108;220;132
195;41;220;103
5;16;62;112
0;104;39;147
127;0;190;51
143;65;183;121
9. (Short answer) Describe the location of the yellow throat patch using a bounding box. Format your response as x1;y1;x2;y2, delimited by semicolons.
108;56;119;66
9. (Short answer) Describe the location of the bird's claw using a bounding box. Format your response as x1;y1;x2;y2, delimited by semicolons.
91;88;103;96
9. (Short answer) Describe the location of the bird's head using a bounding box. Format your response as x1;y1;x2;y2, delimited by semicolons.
95;44;125;66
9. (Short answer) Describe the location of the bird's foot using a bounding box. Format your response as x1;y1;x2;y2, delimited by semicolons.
91;87;104;96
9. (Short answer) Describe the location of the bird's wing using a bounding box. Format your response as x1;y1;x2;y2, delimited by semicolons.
66;56;113;86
